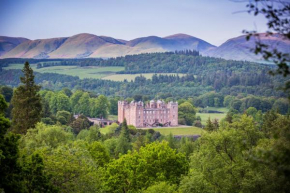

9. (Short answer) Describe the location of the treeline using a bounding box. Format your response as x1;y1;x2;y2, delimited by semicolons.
0;50;199;69
0;68;287;99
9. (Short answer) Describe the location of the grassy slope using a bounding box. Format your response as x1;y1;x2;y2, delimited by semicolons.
102;73;186;81
4;64;185;80
151;126;204;136
4;64;124;79
197;107;229;125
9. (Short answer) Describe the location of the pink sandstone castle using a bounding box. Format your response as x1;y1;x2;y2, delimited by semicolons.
118;100;178;128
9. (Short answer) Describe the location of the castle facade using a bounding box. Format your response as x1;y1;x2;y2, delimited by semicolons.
118;100;178;128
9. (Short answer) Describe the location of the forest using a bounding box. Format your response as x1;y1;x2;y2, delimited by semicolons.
0;61;290;193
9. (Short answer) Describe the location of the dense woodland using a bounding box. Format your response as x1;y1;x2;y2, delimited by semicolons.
0;52;289;101
0;61;290;193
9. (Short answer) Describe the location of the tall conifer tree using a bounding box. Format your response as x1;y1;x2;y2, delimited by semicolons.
11;62;42;134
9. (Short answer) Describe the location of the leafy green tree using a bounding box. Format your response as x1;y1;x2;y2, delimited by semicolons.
109;97;119;115
204;117;215;132
179;115;275;193
88;141;110;167
77;125;101;142
102;141;188;193
115;119;131;156
0;94;23;192
272;98;289;114
78;92;90;116
167;133;177;149
252;115;290;192
20;123;74;153
95;95;110;119
23;153;57;193
60;88;72;97
56;93;71;112
0;85;13;102
178;137;195;158
11;62;42;134
70;115;92;134
56;111;73;125
178;102;196;125
142;182;177;193
70;90;84;114
43;141;101;193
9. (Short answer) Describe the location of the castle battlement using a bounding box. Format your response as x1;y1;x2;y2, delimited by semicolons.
118;100;178;128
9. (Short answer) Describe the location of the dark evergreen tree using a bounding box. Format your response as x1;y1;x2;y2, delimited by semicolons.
204;117;215;132
115;119;131;156
11;62;42;134
23;153;58;193
0;94;23;192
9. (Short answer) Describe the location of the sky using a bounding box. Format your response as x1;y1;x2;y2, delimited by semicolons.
0;0;268;46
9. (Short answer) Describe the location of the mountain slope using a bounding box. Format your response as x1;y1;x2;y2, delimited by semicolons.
0;36;29;57
2;37;68;59
164;33;216;52
49;33;126;58
202;33;290;61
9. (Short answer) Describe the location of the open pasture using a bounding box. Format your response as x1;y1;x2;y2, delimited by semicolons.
150;126;204;136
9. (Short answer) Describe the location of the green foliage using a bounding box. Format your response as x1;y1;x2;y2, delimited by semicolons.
252;115;290;191
115;119;132;156
0;85;13;102
56;111;73;125
11;62;42;134
179;115;275;193
70;115;92;134
22;153;57;193
70;90;84;114
78;92;90;116
43;141;101;193
95;95;110;119
55;93;71;112
178;101;196;125
142;181;177;193
102;141;188;193
88;141;110;167
20;123;74;153
77;125;101;143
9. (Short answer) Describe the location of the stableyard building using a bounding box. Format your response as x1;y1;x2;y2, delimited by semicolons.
118;100;178;128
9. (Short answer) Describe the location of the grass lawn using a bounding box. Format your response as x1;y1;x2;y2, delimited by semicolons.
102;73;186;82
108;115;118;120
197;113;227;125
4;64;124;79
149;126;204;136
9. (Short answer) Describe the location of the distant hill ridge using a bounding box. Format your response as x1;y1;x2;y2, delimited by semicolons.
0;33;289;61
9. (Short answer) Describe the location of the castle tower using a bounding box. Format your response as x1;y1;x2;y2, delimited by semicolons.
168;101;178;126
118;101;127;123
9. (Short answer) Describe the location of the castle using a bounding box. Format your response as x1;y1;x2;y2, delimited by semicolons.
118;100;178;128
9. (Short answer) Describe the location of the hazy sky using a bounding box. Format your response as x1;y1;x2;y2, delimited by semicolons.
0;0;268;46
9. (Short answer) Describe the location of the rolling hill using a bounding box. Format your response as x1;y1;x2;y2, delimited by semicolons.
202;33;290;61
0;33;215;59
0;36;29;57
1;33;289;61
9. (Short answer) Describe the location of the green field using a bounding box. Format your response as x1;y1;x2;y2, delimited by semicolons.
102;73;186;81
4;64;125;79
150;126;204;136
108;115;118;120
197;113;226;125
4;64;185;80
